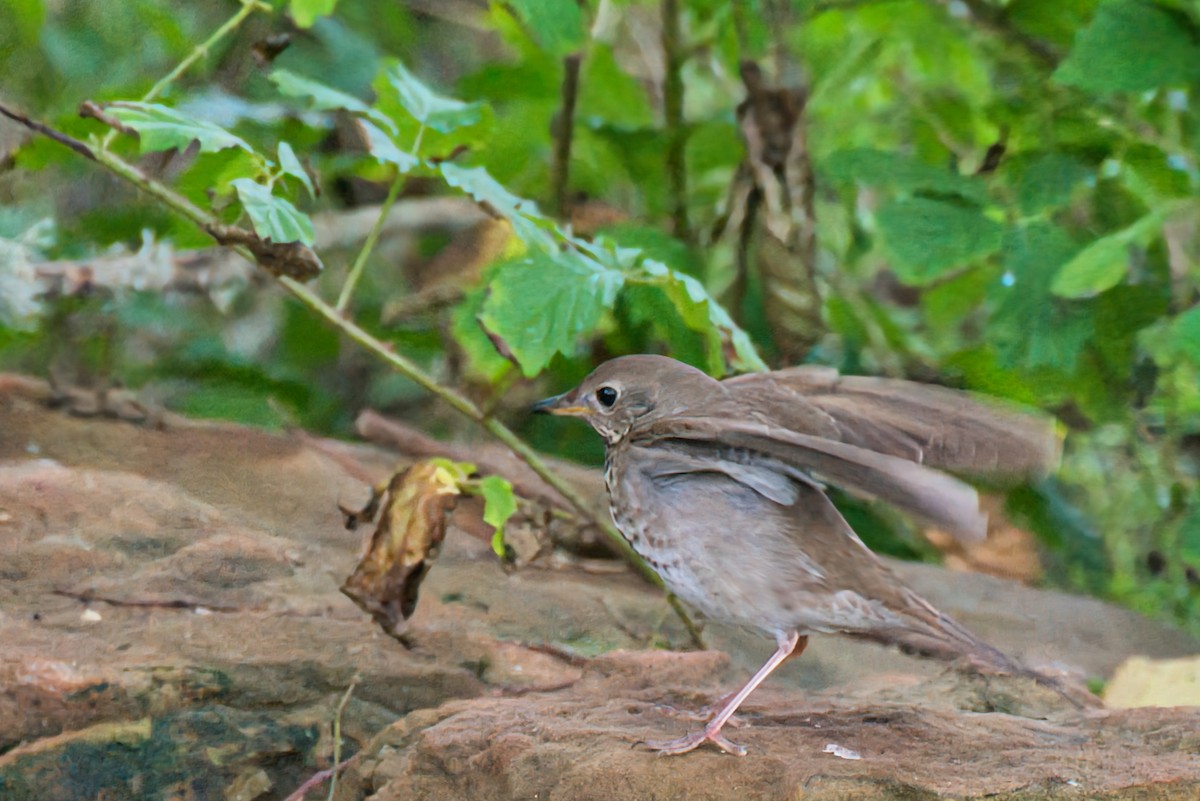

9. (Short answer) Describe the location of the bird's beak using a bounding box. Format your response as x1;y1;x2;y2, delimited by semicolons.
532;391;589;417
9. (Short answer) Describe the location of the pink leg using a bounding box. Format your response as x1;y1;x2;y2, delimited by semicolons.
642;631;807;756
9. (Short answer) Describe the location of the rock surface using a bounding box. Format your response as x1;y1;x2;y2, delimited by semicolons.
0;374;1197;800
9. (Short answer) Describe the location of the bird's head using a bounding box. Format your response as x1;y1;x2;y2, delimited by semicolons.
533;354;717;445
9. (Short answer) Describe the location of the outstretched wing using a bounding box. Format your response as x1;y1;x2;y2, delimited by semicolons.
634;415;989;542
723;366;1060;478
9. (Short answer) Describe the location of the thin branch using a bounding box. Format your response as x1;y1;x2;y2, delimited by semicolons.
7;101;706;650
661;0;692;245
336;172;406;313
337;124;424;312
550;53;583;219
0;102;96;161
101;0;271;149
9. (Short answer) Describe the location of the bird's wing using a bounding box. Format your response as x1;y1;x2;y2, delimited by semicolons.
635;416;989;542
723;366;1060;478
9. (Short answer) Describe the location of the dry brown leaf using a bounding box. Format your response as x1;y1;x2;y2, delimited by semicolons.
340;461;466;644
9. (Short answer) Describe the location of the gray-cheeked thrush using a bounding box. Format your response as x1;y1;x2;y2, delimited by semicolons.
535;354;1075;756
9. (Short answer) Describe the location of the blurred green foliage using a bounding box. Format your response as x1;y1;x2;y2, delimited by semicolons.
0;0;1197;635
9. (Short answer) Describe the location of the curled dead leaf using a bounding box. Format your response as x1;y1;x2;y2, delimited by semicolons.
340;461;466;645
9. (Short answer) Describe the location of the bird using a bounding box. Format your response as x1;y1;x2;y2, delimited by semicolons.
534;354;1076;756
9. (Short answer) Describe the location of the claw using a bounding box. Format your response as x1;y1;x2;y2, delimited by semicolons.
640;727;748;756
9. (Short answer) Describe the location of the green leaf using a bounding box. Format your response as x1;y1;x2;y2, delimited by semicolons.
270;68;370;114
451;286;514;383
822;148;987;204
441;165;765;375
232;178;315;246
107;102;254;155
1122;144;1193;202
617;283;717;374
1054;1;1200;94
380;60;486;134
359;120;420;172
1007;0;1098;48
439;162;555;249
876;198;1004;284
429;457;475;486
479;252;624;377
991;223;1093;371
269;69;395;132
478;475;518;559
1015;152;1092;216
289;0;338;28
507;0;584;55
276;142;315;199
1051;207;1174;297
631;256;767;374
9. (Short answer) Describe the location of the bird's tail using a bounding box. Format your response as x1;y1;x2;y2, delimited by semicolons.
859;589;1100;710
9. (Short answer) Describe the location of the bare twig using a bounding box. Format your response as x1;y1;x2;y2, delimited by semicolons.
0;102;95;161
550;53;583;219
79;101;138;137
6;102;707;651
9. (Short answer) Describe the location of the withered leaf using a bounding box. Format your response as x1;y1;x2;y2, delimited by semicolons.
340;460;466;644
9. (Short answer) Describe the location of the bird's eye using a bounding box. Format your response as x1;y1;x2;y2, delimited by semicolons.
595;386;619;408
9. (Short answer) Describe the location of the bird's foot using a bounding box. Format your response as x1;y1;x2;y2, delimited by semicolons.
639;725;747;757
651;699;746;728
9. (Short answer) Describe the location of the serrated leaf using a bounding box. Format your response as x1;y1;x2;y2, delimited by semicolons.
270;69;370;114
618;283;717;374
107;102;254;155
633;257;767;374
1054;0;1200;94
232;178;315;246
439;162;555;248
276;141;315;199
451;286;514;383
478;475;518;559
876;198;1004;284
381;60;486;134
1051;208;1172;297
508;0;584;55
290;0;338;28
359;120;420;172
269;69;396;133
441;165;764;376
479;252;624;377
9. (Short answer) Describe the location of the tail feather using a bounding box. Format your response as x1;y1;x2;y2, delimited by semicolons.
858;590;1100;710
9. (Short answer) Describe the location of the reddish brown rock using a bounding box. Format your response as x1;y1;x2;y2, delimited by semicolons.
0;374;1197;800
